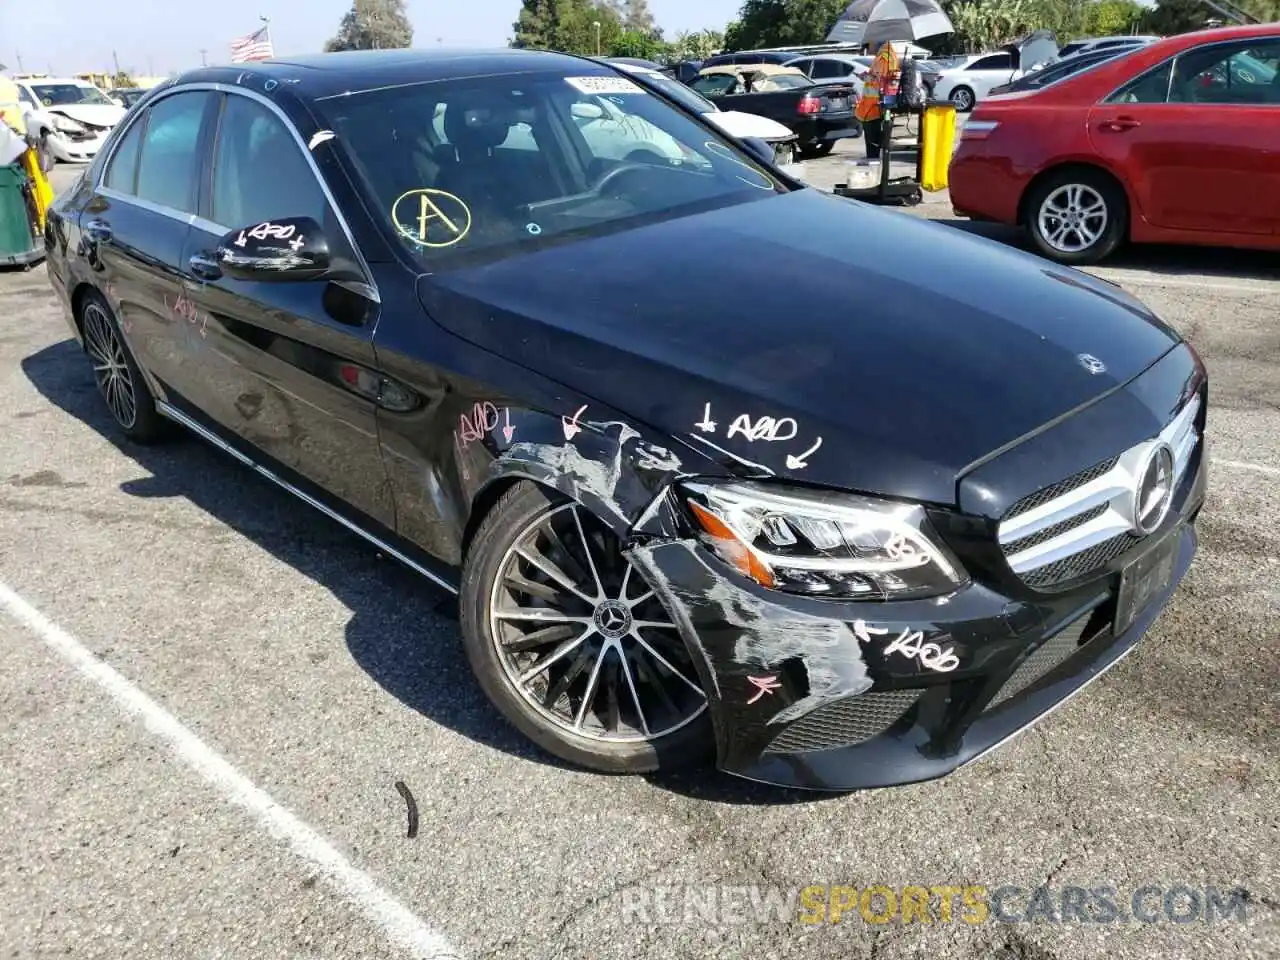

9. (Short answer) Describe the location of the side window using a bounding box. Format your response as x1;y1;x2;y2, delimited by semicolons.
135;91;211;214
970;53;1013;71
1171;40;1280;105
1107;60;1174;104
692;75;738;97
211;94;328;230
18;86;36;108
811;60;843;79
103;114;146;194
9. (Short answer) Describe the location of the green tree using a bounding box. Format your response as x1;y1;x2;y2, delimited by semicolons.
671;28;725;60
622;0;657;33
610;30;669;59
1141;0;1214;34
723;0;846;50
512;0;624;54
324;0;413;51
1085;0;1145;35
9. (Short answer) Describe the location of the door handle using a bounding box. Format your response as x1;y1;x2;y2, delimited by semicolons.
189;252;222;281
84;219;112;243
1100;117;1141;131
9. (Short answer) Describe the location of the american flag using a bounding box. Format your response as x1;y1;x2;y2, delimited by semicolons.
230;25;274;63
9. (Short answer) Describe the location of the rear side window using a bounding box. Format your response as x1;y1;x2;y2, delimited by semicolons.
1107;61;1174;103
969;53;1013;71
135;91;212;214
812;60;853;79
210;94;328;229
103;115;145;194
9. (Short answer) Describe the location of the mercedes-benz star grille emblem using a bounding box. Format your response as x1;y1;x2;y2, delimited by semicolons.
1131;441;1175;536
1078;353;1107;375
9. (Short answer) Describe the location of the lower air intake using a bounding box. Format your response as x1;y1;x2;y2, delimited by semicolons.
763;689;922;755
986;614;1092;710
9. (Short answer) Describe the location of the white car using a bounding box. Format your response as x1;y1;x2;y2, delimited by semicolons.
13;76;127;168
607;61;800;165
930;34;1059;112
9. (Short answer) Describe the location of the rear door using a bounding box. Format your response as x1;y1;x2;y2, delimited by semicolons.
1088;37;1280;235
84;89;216;396
179;90;395;528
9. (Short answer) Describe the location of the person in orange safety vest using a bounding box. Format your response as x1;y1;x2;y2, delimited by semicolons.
854;40;901;161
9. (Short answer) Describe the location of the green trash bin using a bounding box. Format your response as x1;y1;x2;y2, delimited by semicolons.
0;163;44;268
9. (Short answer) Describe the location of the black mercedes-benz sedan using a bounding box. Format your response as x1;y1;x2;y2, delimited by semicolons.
43;48;1207;792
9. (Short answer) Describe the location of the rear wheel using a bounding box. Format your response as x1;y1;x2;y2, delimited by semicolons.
1024;168;1127;265
79;292;169;443
460;482;712;774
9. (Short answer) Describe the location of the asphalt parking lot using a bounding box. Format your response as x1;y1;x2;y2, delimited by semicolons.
1;159;1277;960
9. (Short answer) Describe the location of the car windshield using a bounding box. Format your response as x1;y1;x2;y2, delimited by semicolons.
31;83;114;106
638;72;719;114
320;70;784;266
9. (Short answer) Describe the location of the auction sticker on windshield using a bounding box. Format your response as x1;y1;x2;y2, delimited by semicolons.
565;76;645;96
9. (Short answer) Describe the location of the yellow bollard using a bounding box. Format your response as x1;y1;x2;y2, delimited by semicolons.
920;102;957;192
18;146;53;233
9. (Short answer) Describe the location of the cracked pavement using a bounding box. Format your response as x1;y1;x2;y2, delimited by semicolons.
0;161;1276;960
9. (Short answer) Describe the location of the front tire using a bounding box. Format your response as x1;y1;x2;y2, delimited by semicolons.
460;482;712;774
1024;168;1127;265
950;86;975;112
79;291;169;444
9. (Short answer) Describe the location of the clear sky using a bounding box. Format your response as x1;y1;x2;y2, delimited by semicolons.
2;0;743;78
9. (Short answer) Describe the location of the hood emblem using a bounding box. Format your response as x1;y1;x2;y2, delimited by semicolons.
1078;354;1107;375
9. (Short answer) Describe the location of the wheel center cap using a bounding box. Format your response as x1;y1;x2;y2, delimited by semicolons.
593;600;633;639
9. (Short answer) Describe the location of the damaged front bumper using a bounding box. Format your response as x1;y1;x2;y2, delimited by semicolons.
626;462;1204;793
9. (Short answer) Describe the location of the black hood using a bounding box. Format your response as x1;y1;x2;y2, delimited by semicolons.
419;189;1179;506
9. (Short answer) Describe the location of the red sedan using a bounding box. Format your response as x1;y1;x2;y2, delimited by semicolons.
949;24;1280;264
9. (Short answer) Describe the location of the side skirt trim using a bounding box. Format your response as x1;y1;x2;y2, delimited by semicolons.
155;401;459;596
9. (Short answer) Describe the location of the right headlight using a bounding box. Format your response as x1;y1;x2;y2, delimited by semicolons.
51;114;86;134
682;481;967;601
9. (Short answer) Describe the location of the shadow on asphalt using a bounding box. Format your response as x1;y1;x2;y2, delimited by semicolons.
21;337;824;805
922;216;1280;283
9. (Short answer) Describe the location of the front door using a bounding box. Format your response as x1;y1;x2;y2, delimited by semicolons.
83;89;217;398
179;91;395;530
1088;37;1280;236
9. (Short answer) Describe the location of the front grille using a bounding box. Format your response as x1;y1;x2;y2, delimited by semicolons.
987;613;1092;709
1020;532;1140;589
997;393;1200;590
763;689;922;755
1006;457;1118;519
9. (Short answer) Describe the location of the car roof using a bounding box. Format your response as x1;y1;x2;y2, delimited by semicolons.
169;48;615;101
787;54;868;64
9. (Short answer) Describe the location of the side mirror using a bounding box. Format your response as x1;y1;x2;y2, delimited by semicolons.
739;136;776;166
216;216;330;282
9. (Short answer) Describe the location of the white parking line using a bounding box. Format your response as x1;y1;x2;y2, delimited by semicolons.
1213;458;1280;477
0;580;462;960
1090;272;1277;297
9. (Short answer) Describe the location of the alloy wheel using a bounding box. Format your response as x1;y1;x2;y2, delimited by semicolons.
951;88;974;111
488;503;707;743
1037;184;1108;255
82;303;138;429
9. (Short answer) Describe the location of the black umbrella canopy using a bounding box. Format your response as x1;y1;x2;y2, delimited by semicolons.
827;0;954;45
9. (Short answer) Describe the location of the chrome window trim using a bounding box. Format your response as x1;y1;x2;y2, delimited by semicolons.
93;81;380;304
156;400;457;596
1102;34;1280;106
998;393;1201;576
